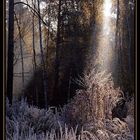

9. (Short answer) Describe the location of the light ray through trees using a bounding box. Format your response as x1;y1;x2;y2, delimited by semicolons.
95;0;116;72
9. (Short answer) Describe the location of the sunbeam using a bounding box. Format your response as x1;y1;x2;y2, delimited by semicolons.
104;0;112;17
95;0;115;72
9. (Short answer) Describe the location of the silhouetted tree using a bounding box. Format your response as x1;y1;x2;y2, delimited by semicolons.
7;0;14;104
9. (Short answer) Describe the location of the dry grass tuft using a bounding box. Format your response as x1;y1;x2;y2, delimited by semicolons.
63;69;123;126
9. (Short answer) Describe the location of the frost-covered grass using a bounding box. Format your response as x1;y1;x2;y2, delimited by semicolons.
6;69;134;140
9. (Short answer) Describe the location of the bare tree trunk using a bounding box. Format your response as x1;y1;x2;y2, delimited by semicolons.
7;0;14;104
54;0;62;93
45;1;50;58
32;0;37;69
114;0;120;84
126;0;132;80
32;0;38;106
37;0;47;108
15;12;25;96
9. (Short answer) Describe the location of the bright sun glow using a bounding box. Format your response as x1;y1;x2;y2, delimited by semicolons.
40;1;47;10
103;0;112;17
95;0;114;72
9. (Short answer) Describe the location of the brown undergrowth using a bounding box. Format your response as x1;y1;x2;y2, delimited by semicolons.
6;69;134;140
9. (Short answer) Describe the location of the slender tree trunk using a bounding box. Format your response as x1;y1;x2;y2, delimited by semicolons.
37;0;47;108
18;13;25;96
54;0;62;93
115;0;120;55
14;11;25;97
7;0;14;104
126;0;132;80
32;0;37;70
45;1;50;60
32;0;38;106
114;0;120;84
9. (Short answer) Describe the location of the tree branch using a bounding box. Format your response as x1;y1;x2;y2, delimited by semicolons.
14;1;56;34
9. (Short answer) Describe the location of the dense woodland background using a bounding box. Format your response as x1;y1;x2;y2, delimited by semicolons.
6;0;135;107
5;0;135;139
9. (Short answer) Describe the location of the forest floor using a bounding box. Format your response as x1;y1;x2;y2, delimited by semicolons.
6;70;134;140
